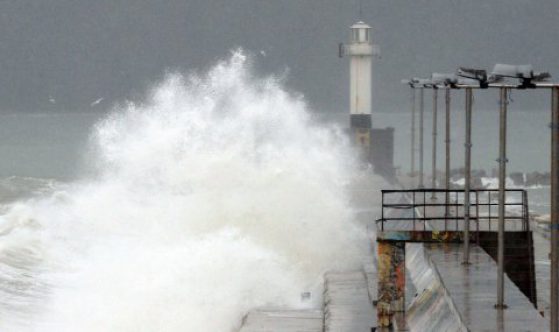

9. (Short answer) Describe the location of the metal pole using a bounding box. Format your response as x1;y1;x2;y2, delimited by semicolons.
463;88;472;264
431;88;438;199
496;87;508;309
445;89;451;219
419;88;425;188
411;88;416;182
551;86;559;331
445;88;451;191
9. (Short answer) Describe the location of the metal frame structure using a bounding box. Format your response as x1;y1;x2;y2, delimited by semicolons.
419;87;425;188
377;188;530;233
431;88;438;199
552;85;559;332
496;86;509;308
444;88;451;213
411;88;416;178
452;68;552;311
403;66;559;327
402;79;440;190
463;87;473;264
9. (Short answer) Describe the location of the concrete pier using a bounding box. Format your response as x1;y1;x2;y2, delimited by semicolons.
428;243;548;331
238;239;547;331
238;270;377;332
376;188;545;330
238;310;323;332
323;270;376;331
239;188;547;331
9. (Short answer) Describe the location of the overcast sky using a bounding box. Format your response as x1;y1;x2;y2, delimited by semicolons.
1;0;558;114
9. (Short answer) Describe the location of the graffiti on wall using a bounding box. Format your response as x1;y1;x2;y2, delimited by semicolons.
377;241;405;327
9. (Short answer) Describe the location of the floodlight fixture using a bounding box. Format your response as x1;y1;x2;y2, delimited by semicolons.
401;79;415;88
491;64;551;89
456;77;481;87
457;67;490;88
534;72;552;82
414;78;438;89
431;73;457;86
433;73;482;88
491;64;533;79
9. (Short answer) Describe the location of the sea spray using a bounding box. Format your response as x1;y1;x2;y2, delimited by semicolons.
0;51;374;331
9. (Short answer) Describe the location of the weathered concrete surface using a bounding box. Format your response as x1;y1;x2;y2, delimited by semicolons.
240;189;547;331
238;267;378;332
239;218;379;332
531;220;553;317
238;310;323;332
426;243;549;331
529;221;559;327
324;270;376;331
377;241;405;326
406;243;468;332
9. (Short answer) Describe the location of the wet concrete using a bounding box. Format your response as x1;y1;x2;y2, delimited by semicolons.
426;243;549;331
532;222;552;317
239;185;549;331
324;271;376;331
405;243;468;332
238;310;323;332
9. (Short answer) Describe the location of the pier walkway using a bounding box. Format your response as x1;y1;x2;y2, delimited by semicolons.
239;310;323;332
239;188;549;331
238;241;548;331
425;243;549;331
378;188;546;330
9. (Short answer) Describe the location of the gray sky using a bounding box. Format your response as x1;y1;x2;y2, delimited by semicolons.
1;0;558;114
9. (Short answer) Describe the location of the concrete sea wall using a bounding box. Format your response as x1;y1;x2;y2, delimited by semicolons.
405;243;468;332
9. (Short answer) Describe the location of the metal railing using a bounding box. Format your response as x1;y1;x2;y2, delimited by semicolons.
378;188;530;232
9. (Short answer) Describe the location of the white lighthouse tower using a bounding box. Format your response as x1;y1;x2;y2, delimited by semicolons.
341;21;379;151
341;21;393;176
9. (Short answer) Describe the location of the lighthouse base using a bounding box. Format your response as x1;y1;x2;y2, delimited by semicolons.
349;114;394;181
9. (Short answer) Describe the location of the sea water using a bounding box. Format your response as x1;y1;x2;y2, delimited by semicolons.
0;51;374;331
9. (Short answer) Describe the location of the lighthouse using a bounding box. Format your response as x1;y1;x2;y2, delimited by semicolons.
340;21;394;178
348;22;375;116
340;21;380;155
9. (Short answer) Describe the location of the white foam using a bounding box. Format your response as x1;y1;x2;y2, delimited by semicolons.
0;51;370;331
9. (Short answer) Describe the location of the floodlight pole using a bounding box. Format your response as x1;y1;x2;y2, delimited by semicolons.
411;88;416;183
431;88;438;199
419;87;425;188
445;88;451;225
551;86;559;331
463;87;472;264
496;87;508;309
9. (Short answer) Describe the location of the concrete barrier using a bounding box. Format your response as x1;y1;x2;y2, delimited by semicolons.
405;243;468;332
